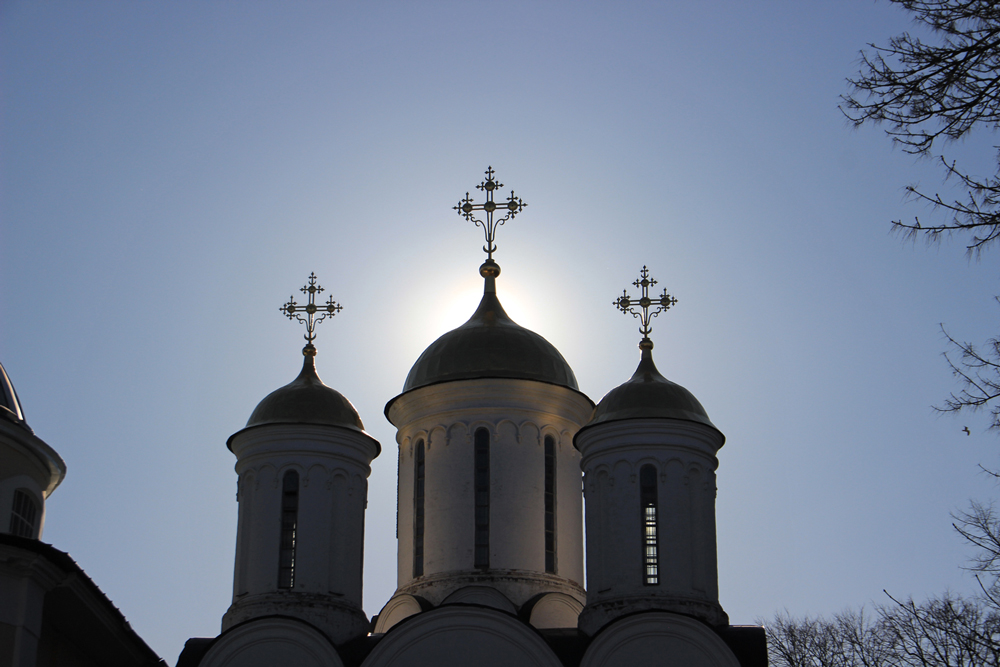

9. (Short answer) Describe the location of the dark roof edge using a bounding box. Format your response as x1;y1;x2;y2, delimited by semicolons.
226;420;381;457
0;532;165;665
574;414;725;449
384;375;596;422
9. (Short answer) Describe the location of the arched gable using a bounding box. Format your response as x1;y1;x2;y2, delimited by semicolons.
364;606;563;667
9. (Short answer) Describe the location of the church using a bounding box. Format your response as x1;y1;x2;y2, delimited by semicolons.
1;168;767;667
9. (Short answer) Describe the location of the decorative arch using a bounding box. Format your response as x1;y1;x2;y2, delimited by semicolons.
580;612;739;667
520;421;541;447
469;419;497;440
538;424;561;448
363;606;564;667
200;616;344;667
409;430;430;453
446;422;468;448
374;594;428;634
427;424;448;450
496;419;519;445
525;592;584;629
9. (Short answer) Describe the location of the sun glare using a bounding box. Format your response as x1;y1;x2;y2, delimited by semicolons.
425;271;549;342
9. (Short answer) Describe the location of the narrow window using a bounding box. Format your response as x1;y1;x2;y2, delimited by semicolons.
474;427;490;569
9;489;37;538
413;440;425;577
278;470;299;589
640;464;659;585
544;436;556;573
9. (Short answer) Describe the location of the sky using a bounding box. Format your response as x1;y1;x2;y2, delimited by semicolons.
2;1;998;664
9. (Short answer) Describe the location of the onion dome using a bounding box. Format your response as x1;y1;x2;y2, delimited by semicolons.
582;347;721;437
400;260;578;394
0;361;31;433
241;354;365;433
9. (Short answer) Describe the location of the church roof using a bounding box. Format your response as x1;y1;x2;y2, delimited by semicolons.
243;354;366;433
582;347;722;436
399;278;579;395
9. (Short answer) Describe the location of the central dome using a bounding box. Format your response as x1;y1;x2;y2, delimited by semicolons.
402;289;579;393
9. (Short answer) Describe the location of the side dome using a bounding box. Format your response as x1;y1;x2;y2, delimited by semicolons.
402;290;578;393
244;355;365;433
583;348;721;436
0;361;30;432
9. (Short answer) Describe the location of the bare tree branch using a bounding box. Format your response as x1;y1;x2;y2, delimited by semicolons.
843;1;1000;428
936;316;1000;431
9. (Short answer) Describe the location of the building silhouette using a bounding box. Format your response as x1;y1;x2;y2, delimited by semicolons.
1;170;766;667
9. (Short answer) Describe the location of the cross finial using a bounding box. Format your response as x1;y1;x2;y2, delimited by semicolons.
279;272;343;356
454;166;527;264
613;266;678;350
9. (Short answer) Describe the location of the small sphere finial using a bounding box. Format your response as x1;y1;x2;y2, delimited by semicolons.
638;337;654;351
479;259;501;279
303;343;317;357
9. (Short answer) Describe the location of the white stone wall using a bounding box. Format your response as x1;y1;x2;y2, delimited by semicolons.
385;378;592;611
576;418;727;634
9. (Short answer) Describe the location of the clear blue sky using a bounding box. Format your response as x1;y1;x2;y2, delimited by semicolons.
2;2;997;664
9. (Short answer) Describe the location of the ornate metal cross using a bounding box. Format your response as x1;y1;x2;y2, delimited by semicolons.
613;266;678;348
279;272;343;354
454;166;527;261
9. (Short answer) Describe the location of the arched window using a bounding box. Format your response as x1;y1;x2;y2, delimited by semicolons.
9;489;37;538
640;464;659;586
413;439;425;577
474;427;490;569
544;435;556;573
278;470;299;589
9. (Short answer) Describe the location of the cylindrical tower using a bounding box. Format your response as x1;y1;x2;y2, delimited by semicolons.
377;260;593;632
0;361;65;541
576;343;727;635
222;349;380;645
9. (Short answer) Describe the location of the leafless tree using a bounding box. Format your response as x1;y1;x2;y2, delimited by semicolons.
842;1;1000;430
842;0;1000;253
766;595;1000;667
953;499;1000;599
939;318;1000;431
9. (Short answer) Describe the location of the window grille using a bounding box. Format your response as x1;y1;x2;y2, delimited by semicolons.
640;464;659;585
9;489;37;538
278;470;299;589
474;428;490;569
544;436;556;573
414;440;425;577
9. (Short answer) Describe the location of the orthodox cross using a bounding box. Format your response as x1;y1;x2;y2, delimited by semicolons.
279;272;343;355
613;266;678;349
454;166;527;262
